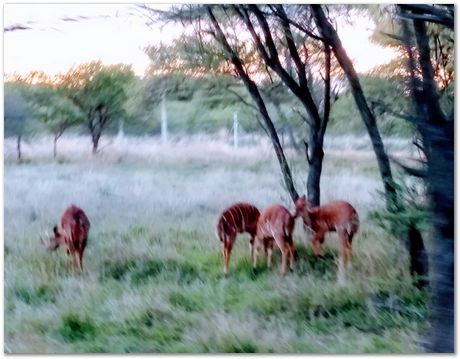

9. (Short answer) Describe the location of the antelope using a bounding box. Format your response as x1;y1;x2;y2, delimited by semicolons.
216;202;260;277
295;195;359;282
254;202;300;276
41;205;90;273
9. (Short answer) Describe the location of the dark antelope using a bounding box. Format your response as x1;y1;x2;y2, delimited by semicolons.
41;205;90;273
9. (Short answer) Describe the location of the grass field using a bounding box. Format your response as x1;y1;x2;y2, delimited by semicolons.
4;135;428;353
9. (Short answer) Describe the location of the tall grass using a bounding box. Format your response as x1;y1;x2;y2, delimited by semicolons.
4;136;427;353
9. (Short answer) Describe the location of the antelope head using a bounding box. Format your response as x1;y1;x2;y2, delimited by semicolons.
294;195;315;230
39;226;62;251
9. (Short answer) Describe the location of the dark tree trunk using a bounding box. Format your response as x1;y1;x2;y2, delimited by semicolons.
398;8;453;352
425;138;454;352
92;133;100;155
207;6;299;202
16;135;22;162
237;5;330;206
410;17;453;353
313;4;430;298
17;135;22;162
306;134;324;207
53;135;58;159
311;5;397;210
406;223;429;289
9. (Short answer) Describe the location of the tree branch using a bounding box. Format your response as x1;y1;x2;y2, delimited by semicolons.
303;141;312;165
274;5;308;87
321;43;331;135
267;5;325;42
248;5;322;127
398;4;454;28
390;156;427;178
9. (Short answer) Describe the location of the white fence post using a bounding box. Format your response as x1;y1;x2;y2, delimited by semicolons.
116;118;124;143
233;111;238;150
161;93;168;144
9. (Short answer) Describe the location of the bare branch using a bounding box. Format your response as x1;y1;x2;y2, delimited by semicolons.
274;5;308;87
267;5;325;42
321;43;331;134
390;156;427;178
224;87;258;112
369;99;421;125
303;141;312;165
398;4;454;28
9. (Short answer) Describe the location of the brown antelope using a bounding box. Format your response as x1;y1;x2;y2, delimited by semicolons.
254;203;299;275
41;205;90;273
216;202;260;277
295;195;359;282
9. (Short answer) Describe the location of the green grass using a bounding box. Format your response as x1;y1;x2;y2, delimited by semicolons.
4;136;427;353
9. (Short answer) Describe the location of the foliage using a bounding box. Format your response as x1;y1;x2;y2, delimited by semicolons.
145;35;232;77
368;4;454;89
58;61;136;152
370;176;429;238
4;83;33;137
27;85;84;138
330;76;415;136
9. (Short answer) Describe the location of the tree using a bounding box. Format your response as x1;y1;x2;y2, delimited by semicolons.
330;76;414;136
152;4;341;205
311;4;398;210
59;61;136;154
27;85;83;158
233;4;337;206
396;5;454;352
369;5;454;90
4;84;31;162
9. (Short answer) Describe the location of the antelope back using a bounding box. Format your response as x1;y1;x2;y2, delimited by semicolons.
257;204;294;239
217;203;260;240
60;205;90;247
303;200;359;234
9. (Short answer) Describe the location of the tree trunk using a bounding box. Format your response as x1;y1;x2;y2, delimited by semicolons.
406;223;429;289
306;134;325;207
410;17;453;353
207;6;299;203
53;135;58;159
92;134;100;155
313;4;429;298
311;5;397;210
237;5;327;205
422;122;454;352
17;135;22;162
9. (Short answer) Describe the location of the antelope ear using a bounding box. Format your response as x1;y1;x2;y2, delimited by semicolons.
53;226;60;236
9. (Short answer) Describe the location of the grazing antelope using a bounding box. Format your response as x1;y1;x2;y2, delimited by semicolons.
216;203;260;277
254;202;299;276
295;195;359;282
41;205;90;273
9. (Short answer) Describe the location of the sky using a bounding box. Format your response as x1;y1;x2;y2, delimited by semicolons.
4;4;397;78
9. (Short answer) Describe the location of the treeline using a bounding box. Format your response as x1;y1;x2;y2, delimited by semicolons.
5;62;428;158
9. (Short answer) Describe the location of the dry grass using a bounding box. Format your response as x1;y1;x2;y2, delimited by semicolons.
4;135;427;353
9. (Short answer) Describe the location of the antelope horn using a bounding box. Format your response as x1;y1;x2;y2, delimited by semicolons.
39;231;51;247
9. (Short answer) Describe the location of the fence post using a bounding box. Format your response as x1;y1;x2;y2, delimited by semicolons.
233;111;238;150
161;93;168;144
116;118;124;143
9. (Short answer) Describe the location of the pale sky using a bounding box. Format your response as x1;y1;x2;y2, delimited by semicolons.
3;4;396;78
